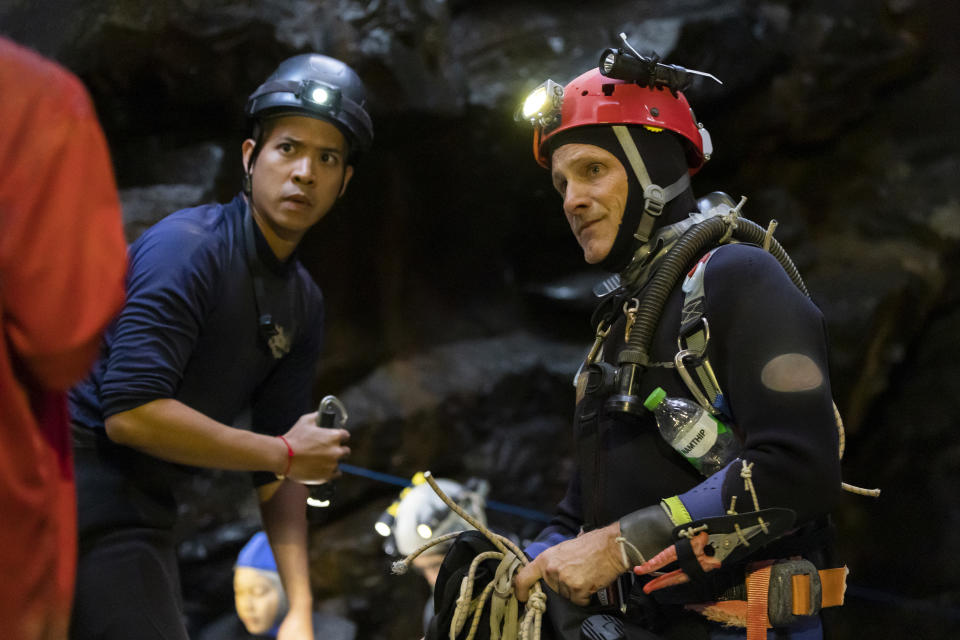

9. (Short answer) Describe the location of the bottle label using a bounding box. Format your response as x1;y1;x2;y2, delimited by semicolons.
671;413;719;459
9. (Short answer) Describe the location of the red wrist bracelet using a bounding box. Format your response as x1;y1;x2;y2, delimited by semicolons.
277;435;294;477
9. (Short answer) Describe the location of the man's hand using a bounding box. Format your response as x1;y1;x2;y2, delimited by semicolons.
513;523;626;606
281;412;350;483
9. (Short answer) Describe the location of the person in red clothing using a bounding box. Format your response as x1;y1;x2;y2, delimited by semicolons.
0;37;128;640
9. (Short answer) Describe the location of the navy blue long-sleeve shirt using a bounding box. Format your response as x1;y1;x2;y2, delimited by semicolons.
70;195;324;486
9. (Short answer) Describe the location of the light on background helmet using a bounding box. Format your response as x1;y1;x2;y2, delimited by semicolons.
516;79;564;130
416;523;433;539
374;500;399;537
374;517;393;537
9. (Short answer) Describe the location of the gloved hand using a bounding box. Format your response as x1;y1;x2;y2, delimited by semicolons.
632;531;720;593
633;507;796;594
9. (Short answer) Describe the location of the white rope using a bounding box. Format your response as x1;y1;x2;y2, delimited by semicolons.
833;401;881;497
762;220;779;252
392;472;546;640
615;535;645;568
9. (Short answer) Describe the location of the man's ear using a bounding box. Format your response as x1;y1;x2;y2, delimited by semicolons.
241;138;256;173
338;164;355;197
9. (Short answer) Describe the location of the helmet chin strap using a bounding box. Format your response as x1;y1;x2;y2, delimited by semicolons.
612;125;691;244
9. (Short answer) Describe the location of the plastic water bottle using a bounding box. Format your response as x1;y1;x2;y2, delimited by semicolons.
644;387;740;477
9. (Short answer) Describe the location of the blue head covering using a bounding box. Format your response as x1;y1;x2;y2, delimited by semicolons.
235;532;286;638
237;531;278;572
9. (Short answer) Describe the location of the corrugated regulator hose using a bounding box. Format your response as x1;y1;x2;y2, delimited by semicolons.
620;214;808;366
613;213;880;497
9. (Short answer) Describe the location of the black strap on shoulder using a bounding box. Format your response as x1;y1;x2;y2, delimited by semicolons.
243;207;298;358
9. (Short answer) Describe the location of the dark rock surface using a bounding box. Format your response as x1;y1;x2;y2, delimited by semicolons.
4;0;959;637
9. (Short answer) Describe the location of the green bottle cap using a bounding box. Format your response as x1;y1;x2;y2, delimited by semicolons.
644;387;667;411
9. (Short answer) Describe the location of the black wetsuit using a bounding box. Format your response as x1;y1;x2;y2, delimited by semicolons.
68;195;324;639
530;206;841;640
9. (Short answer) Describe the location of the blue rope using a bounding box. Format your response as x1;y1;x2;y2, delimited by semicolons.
339;463;410;488
338;463;553;523
485;499;553;523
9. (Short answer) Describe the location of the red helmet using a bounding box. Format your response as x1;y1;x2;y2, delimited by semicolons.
532;67;710;173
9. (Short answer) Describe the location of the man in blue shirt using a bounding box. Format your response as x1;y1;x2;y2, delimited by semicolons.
69;54;374;640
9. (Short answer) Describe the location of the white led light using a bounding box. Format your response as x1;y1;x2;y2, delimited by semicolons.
602;52;617;75
416;523;433;539
310;87;330;105
522;87;548;120
374;521;392;537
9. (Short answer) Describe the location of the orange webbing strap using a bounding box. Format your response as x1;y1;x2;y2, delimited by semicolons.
686;565;847;631
746;561;774;640
784;566;848;615
792;573;812;615
817;566;848;609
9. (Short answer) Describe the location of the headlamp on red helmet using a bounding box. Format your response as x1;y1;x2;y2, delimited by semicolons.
516;78;564;132
598;37;722;91
517;34;720;171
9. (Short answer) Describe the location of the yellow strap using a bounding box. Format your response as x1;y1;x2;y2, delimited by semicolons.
662;496;693;525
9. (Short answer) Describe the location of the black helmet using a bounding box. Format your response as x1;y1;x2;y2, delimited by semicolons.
246;54;373;160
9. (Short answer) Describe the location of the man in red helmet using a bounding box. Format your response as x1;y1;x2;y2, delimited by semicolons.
512;48;846;639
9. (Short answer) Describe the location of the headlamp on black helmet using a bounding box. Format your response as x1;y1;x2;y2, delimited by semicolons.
248;78;342;118
298;79;341;113
245;54;374;161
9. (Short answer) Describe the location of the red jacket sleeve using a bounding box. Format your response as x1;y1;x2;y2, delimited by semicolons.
0;38;127;390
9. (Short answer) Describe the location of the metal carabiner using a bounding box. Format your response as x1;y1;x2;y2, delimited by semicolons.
573;324;612;388
674;349;716;413
623;297;640;342
675;318;723;414
318;395;348;428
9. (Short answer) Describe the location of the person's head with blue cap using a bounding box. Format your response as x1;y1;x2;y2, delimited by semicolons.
234;531;289;637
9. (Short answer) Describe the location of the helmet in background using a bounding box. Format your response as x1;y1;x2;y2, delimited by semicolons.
381;476;489;558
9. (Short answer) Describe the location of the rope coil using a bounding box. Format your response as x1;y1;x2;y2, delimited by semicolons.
391;471;546;640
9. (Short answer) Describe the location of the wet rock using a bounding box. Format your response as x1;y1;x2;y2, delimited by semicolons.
120;184;209;242
4;0;959;636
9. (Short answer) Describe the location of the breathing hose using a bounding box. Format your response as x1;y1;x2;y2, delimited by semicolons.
609;213;809;415
603;211;880;496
